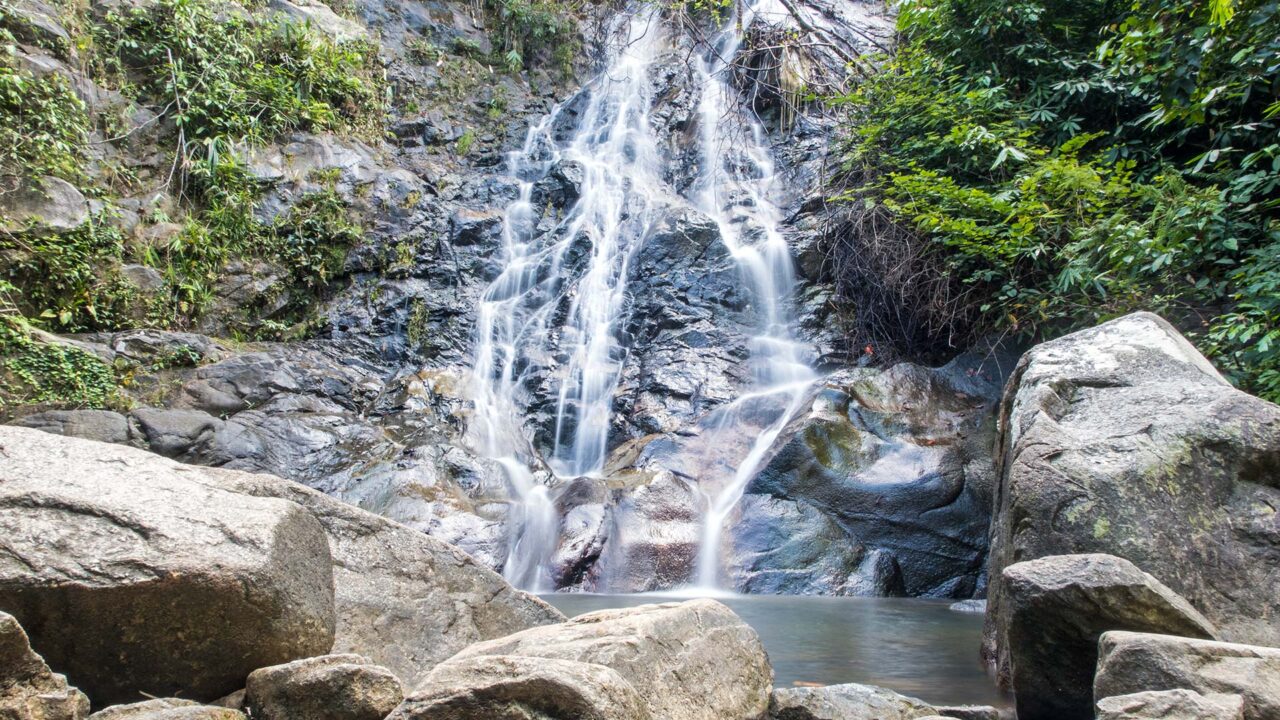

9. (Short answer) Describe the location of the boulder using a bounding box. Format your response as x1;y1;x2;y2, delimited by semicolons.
245;654;403;720
12;409;130;444
0;427;336;705
128;408;224;458
200;467;564;686
393;655;651;720
769;683;938;720
0;176;89;234
933;706;1000;720
0;611;89;720
1095;631;1280;720
1095;690;1244;720
267;0;366;41
986;312;1280;680
87;699;245;719
1000;554;1217;720
407;599;772;720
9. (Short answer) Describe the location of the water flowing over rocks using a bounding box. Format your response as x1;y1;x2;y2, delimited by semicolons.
1095;631;1280;720
985;312;1280;681
999;553;1217;720
0;611;89;720
401;599;773;720
0;426;336;706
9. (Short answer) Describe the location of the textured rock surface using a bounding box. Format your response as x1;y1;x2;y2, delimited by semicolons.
422;599;772;720
246;654;402;720
1000;554;1217;720
0;611;89;720
1095;631;1280;720
1095;690;1244;720
0;426;335;705
87;699;245;720
392;655;651;720
933;706;1000;720
986;313;1280;677
0;176;89;234
769;683;938;720
198;465;563;686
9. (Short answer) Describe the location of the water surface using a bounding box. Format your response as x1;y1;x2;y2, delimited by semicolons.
542;593;1008;708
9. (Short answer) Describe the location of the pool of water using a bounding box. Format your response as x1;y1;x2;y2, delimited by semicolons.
541;593;1009;708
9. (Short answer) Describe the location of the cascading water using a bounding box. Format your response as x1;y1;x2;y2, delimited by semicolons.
689;0;818;590
471;0;817;592
469;10;668;591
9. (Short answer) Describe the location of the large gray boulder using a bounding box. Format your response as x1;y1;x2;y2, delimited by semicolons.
985;313;1280;677
202;468;564;685
0;611;89;720
245;654;402;720
1000;553;1216;720
1095;690;1244;720
87;699;245;720
0;427;335;706
394;655;651;720
1095;631;1280;720
398;599;772;720
769;683;938;720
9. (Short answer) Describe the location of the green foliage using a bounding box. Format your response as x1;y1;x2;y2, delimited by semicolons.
94;0;385;145
483;0;579;73
0;22;91;179
0;311;122;409
836;0;1280;400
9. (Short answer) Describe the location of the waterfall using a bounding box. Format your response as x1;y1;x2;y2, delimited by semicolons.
689;0;818;590
471;1;817;592
470;10;668;591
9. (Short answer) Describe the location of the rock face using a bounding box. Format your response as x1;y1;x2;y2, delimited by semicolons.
769;683;938;720
0;426;335;706
87;699;245;720
986;313;1280;676
245;655;403;720
395;655;651;720
1095;690;1244;720
1000;554;1217;720
204;468;563;686
1095;631;1280;720
0;611;89;720
0;176;89;234
399;600;772;720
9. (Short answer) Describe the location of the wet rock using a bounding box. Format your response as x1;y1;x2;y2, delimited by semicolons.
108;330;220;367
0;176;89;234
129;408;224;458
1095;631;1280;720
203;467;563;686
948;600;986;615
1095;690;1244;720
591;471;703;592
12;409;130;444
0;611;89;720
769;683;938;720
745;362;1000;597
729;494;901;596
245;654;403;720
550;477;611;589
1001;554;1217;720
393;655;650;720
431;599;772;720
986;312;1280;674
0;427;336;705
87;699;245;720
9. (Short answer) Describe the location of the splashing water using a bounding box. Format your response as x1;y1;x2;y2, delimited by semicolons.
690;0;818;590
470;11;669;590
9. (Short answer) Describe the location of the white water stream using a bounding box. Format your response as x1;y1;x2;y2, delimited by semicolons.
470;1;816;592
